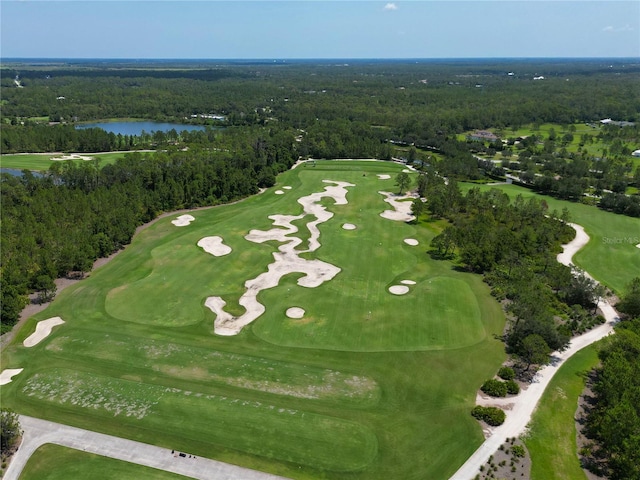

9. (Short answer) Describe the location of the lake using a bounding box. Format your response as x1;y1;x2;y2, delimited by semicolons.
76;121;207;136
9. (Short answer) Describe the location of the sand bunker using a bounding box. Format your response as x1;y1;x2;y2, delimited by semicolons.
275;190;285;195
283;186;292;190
207;180;354;336
404;238;419;246
286;307;305;319
401;280;416;285
377;174;391;180
51;154;94;161
0;368;23;386
23;317;65;347
379;191;417;222
389;285;410;295
197;236;232;256
637;243;640;249
342;223;357;230
171;214;195;227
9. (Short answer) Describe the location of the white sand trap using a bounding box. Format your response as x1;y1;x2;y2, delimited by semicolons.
197;236;232;256
51;154;94;161
275;190;285;195
0;368;24;386
171;214;195;227
207;180;354;336
636;243;640;249
23;317;65;347
286;307;305;319
389;285;410;295
283;186;292;190
377;174;391;180
401;280;416;285
404;238;419;246
342;223;357;230
379;191;417;222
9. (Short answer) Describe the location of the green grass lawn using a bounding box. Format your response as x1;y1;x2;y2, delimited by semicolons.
0;152;128;171
1;160;506;479
525;345;599;480
461;182;640;294
19;444;189;480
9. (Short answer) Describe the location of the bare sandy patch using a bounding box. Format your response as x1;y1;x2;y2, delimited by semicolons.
286;307;305;319
404;238;419;246
171;214;195;227
379;191;417;222
23;317;65;347
275;190;285;195
401;280;416;285
0;368;23;385
637;243;640;248
342;223;357;230
51;154;94;161
377;174;391;180
197;236;232;256
389;285;410;295
207;180;354;335
283;186;292;190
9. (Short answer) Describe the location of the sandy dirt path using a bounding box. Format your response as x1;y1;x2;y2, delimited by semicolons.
449;223;619;479
3;415;289;480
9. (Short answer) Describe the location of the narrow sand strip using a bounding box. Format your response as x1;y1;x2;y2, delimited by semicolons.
342;223;357;230
377;174;391;180
0;368;23;386
283;186;292;190
401;280;416;285
171;214;195;227
404;238;419;246
197;236;232;256
23;317;65;347
207;180;353;335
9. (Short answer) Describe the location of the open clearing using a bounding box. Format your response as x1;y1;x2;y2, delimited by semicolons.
0;152;127;171
1;160;506;479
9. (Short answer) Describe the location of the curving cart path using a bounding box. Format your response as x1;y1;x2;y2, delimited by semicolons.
449;223;620;479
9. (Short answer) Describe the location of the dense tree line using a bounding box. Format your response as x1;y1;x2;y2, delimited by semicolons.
422;176;604;369
585;310;640;479
0;127;298;330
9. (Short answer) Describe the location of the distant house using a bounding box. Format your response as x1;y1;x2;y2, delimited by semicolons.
467;130;499;142
601;118;636;127
632;149;640;158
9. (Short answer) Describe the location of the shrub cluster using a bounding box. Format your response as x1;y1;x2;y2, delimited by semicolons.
497;366;515;380
481;378;520;397
471;406;506;426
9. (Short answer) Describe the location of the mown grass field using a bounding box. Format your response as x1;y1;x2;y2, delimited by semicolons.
525;345;599;480
19;444;189;480
0;152;127;171
1;160;506;479
461;182;640;294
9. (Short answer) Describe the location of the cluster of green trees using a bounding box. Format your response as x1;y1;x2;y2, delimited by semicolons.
421;176;605;370
585;312;640;479
0;409;21;458
0;127;298;330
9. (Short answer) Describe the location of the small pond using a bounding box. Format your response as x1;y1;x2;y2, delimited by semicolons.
76;121;207;136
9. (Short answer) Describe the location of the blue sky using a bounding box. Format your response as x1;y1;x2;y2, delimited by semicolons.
1;1;638;59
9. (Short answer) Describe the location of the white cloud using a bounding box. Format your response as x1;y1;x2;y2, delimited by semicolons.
383;3;398;11
603;24;634;33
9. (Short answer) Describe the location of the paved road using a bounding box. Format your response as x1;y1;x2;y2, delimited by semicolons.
449;223;619;479
4;415;289;480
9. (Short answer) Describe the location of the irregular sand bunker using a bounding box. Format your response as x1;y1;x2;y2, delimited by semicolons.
0;368;23;386
342;223;357;230
286;307;306;319
207;180;354;336
379;191;417;222
197;236;232;256
377;174;391;180
23;317;65;347
404;238;419;246
275;190;285;195
171;214;195;227
637;243;640;249
389;285;410;295
401;280;416;285
51;154;94;161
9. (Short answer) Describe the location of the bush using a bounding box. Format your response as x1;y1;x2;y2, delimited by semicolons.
505;380;520;395
471;406;506;426
511;445;525;458
481;378;508;397
498;366;515;380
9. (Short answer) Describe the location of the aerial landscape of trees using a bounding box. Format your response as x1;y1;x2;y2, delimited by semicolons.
1;58;639;476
